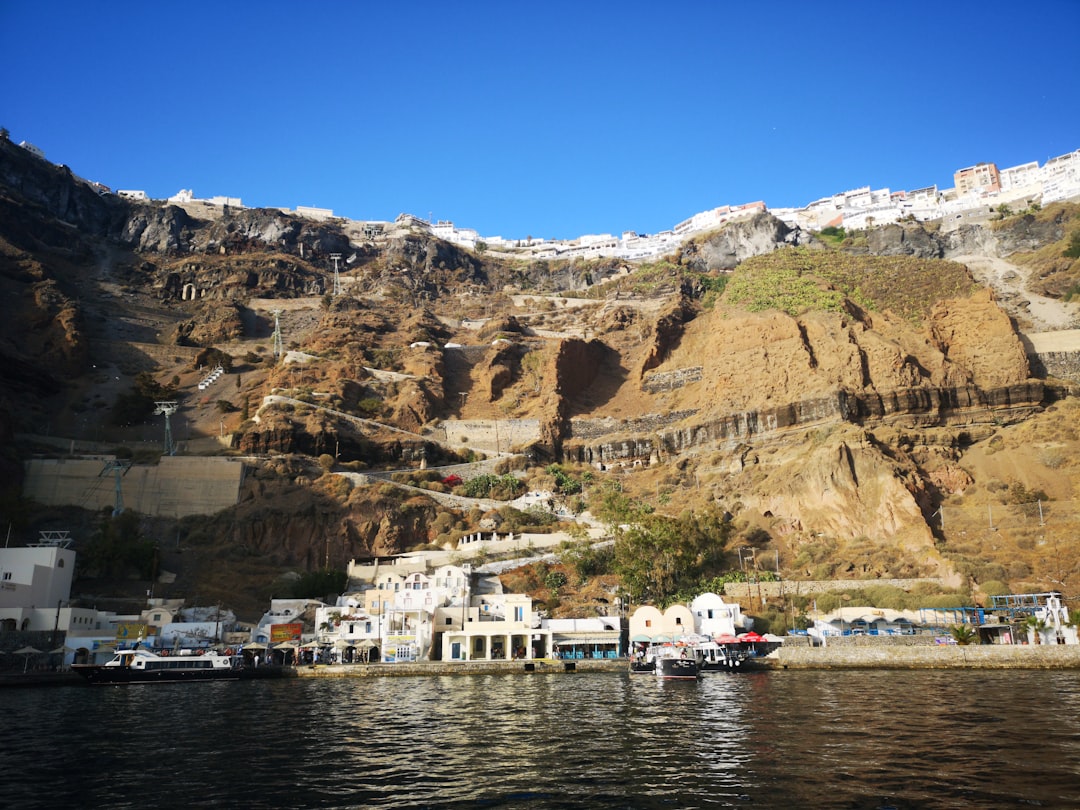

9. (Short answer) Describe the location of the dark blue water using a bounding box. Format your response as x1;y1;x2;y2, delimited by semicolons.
1;670;1078;809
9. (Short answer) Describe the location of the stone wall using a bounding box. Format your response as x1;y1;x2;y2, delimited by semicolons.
722;577;946;599
775;643;1080;669
642;366;703;393
1023;329;1080;384
1030;351;1080;383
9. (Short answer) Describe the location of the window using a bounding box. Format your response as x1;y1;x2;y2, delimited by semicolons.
645;620;652;627
365;622;372;633
446;618;452;625
675;617;683;625
58;559;65;567
514;606;523;622
1;572;10;580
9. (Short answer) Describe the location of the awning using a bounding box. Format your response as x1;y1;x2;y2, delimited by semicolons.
554;637;619;646
630;634;652;642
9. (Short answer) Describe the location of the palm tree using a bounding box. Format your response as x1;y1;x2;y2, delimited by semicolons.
1024;615;1048;645
949;625;976;646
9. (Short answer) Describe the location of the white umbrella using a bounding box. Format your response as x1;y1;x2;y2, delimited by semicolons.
15;645;42;673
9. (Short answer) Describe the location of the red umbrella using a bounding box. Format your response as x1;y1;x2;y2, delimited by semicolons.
737;632;764;642
714;634;740;644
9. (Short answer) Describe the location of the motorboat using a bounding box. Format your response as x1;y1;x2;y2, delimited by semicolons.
73;647;245;685
695;640;749;672
629;643;699;679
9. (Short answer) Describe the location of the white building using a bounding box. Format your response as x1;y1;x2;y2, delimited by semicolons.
1042;149;1080;203
689;592;748;638
436;591;548;661
296;205;334;221
0;532;106;636
117;189;149;201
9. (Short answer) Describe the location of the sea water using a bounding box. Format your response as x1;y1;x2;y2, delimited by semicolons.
1;669;1078;809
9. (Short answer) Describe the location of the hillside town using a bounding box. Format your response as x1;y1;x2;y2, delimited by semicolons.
17;138;1080;263
3;526;1077;679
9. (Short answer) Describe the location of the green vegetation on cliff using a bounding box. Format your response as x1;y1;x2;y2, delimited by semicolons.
721;247;978;322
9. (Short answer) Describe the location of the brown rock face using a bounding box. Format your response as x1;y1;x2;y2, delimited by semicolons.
927;289;1030;386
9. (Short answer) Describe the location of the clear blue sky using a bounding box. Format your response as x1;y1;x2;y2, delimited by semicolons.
3;1;1078;241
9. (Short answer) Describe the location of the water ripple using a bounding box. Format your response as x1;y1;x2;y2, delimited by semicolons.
1;670;1079;808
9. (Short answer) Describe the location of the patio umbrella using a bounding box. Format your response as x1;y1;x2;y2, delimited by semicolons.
15;645;42;673
714;634;740;644
299;640;321;649
242;642;267;651
737;632;764;642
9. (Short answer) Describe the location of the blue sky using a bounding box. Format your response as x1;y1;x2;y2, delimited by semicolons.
2;1;1078;241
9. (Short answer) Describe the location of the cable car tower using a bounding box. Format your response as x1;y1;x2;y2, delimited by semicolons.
154;401;179;456
330;253;342;296
271;309;283;358
100;460;132;516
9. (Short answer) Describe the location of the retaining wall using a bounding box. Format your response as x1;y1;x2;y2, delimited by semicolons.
23;455;246;517
722;577;946;599
775;644;1080;669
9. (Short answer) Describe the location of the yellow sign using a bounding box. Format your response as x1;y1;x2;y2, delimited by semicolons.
116;622;148;641
270;622;303;642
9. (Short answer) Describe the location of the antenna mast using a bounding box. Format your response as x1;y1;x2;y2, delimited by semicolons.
154;401;179;456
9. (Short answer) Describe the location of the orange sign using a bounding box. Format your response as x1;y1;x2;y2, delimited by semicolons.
270;622;303;642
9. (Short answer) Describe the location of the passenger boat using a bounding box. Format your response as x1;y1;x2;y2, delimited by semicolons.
654;645;699;679
73;647;244;685
629;644;699;679
695;640;750;672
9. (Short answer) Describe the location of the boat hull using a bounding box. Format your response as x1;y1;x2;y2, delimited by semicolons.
73;665;242;685
655;657;699;680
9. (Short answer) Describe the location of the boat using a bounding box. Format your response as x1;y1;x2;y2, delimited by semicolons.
654;645;699;679
73;647;247;685
695;640;750;672
629;644;699;679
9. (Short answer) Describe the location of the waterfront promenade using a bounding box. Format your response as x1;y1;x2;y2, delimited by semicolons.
292;657;625;678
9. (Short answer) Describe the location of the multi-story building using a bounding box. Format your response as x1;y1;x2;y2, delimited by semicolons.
954;162;1001;196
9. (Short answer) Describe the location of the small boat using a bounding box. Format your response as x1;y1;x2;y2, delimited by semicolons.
73;647;244;685
654;645;699;680
629;644;699;679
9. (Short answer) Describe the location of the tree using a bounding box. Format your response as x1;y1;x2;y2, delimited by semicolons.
611;504;734;604
80;511;158;580
1024;615;1048;645
949;624;976;645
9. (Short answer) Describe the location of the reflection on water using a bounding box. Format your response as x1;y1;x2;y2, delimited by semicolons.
1;670;1078;808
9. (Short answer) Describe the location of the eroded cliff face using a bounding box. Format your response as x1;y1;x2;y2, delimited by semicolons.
745;430;943;571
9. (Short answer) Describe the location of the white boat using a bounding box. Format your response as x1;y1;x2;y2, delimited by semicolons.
694;640;750;671
630;644;699;679
73;647;243;685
